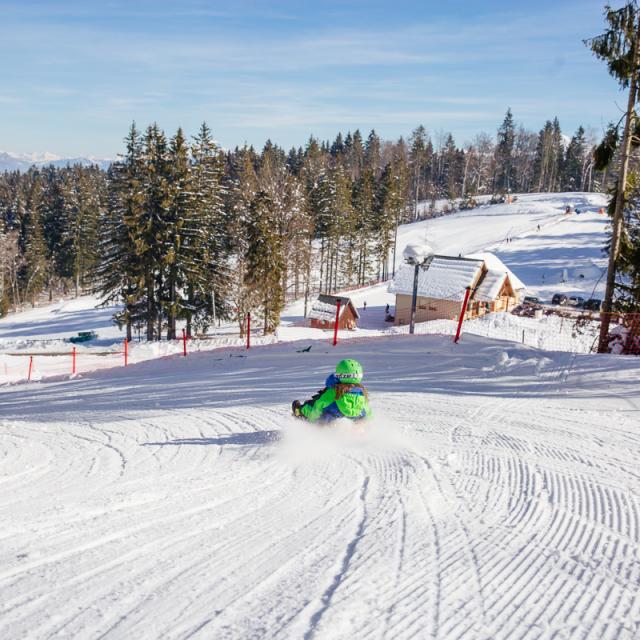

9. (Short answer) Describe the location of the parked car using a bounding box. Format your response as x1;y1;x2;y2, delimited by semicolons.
68;330;98;344
522;295;541;306
583;298;602;311
551;293;568;305
567;296;585;307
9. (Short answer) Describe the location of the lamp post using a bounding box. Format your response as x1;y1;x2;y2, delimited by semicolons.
402;243;434;335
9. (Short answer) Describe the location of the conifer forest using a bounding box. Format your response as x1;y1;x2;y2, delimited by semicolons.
0;112;606;338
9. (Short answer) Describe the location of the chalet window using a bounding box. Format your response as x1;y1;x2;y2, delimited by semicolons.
418;303;427;310
429;306;437;311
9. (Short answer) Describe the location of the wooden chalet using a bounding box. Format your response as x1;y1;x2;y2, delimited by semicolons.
390;252;525;325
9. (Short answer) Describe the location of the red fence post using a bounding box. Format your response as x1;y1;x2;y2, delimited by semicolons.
333;299;342;346
246;312;251;349
124;338;128;367
72;346;76;375
454;287;472;344
27;356;33;381
182;328;187;357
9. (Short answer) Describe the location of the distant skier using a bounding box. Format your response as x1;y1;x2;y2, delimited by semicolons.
292;359;372;423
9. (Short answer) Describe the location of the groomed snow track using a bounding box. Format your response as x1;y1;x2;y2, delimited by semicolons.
1;335;639;639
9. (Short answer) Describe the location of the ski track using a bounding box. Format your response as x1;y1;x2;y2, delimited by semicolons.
1;350;640;639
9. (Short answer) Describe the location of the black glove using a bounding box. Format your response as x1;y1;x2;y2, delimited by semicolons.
292;400;303;417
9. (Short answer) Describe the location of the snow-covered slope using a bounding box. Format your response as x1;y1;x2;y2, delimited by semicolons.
1;335;638;639
391;192;608;297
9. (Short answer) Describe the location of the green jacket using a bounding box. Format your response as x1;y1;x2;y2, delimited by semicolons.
301;384;372;422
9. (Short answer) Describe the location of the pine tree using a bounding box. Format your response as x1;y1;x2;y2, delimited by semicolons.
533;120;564;192
352;169;376;284
345;129;364;180
60;167;101;297
562;126;587;190
244;190;285;334
330;132;345;159
188;122;229;334
375;159;408;280
0;228;21;315
141;123;171;339
96;123;146;340
364;130;381;177
163;128;193;339
585;1;640;342
616;171;640;311
22;180;49;306
227;147;260;335
494;108;516;194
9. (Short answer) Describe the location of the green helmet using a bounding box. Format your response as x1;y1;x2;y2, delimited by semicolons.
335;359;363;383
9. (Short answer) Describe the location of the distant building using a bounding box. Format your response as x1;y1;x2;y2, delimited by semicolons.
390;253;525;325
307;294;360;330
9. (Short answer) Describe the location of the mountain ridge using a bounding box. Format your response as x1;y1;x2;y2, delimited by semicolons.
0;150;112;172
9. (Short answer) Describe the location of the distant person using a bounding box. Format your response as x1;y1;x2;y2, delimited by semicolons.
363;301;367;311
385;303;390;314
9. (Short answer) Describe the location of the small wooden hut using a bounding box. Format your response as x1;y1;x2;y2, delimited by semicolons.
307;294;360;330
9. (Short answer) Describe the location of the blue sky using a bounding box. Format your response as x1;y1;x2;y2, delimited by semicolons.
0;0;626;157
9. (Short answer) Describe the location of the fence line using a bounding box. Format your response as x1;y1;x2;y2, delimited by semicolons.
2;312;638;385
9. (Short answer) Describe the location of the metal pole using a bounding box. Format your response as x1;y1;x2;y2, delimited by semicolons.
409;263;420;335
212;290;217;329
246;313;251;349
454;287;472;343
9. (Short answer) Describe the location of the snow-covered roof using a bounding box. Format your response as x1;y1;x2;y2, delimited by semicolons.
466;252;526;291
474;270;507;302
307;295;359;322
390;257;484;301
391;252;526;302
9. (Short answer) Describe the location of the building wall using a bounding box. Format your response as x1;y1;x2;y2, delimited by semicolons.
394;295;463;325
394;288;520;326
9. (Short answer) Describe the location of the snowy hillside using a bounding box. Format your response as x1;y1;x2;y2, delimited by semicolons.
391;192;608;297
1;334;638;639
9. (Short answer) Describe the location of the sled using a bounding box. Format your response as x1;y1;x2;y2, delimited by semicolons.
291;400;368;430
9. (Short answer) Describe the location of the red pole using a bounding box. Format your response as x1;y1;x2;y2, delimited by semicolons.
27;356;33;382
454;287;472;344
333;299;342;346
72;346;76;375
124;338;128;367
246;312;251;349
182;328;187;357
